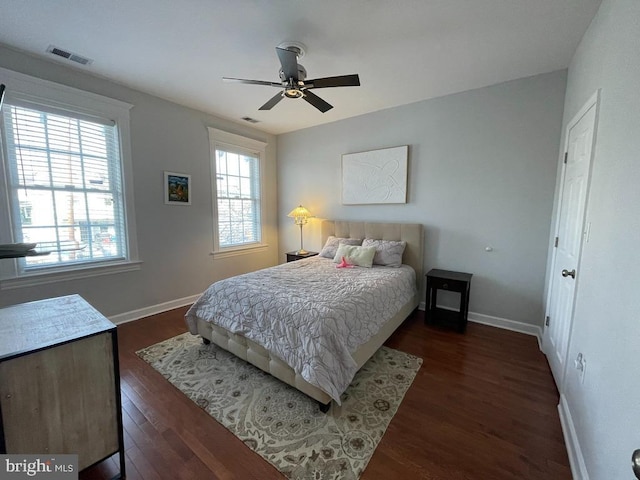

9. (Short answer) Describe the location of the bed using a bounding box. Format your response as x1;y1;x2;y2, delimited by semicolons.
185;220;424;410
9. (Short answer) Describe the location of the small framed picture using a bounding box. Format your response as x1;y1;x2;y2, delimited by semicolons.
164;171;191;205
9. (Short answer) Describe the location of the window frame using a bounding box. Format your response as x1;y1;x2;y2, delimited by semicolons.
0;67;140;288
207;127;267;258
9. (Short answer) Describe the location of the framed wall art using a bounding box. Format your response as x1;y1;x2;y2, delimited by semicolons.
342;145;408;205
164;171;191;205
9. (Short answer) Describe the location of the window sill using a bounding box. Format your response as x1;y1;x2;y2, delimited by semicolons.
0;260;143;290
210;244;269;259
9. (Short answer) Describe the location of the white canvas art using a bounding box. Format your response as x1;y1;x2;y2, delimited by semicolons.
342;145;408;204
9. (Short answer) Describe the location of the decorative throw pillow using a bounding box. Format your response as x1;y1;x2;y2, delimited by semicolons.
332;244;377;268
362;238;407;267
318;236;362;259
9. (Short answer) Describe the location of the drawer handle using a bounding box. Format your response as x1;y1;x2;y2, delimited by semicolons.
442;283;448;289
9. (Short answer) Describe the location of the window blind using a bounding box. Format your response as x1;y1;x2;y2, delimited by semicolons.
215;147;261;248
2;102;127;270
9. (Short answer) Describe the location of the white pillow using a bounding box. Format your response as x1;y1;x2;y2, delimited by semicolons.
318;236;362;258
361;238;407;267
333;244;377;268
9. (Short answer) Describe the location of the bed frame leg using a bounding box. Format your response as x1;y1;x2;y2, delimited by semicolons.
202;337;211;345
319;401;331;413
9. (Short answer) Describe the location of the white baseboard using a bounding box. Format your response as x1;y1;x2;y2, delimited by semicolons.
108;294;200;325
419;301;543;346
559;394;589;480
468;311;543;347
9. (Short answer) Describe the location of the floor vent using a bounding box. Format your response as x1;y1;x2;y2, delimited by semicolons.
47;45;93;66
241;116;259;124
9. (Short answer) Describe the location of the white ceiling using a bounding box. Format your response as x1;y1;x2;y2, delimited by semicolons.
0;0;601;135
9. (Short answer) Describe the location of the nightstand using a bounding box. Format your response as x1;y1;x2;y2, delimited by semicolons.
286;251;318;262
425;268;473;332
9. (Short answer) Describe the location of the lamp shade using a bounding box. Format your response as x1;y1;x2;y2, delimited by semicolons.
287;205;311;223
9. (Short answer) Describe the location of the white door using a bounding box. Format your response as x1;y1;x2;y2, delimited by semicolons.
544;93;598;388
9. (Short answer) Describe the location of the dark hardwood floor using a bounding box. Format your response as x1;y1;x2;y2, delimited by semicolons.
81;308;571;480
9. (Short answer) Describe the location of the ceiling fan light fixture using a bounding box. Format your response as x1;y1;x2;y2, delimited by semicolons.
284;88;303;99
223;42;359;113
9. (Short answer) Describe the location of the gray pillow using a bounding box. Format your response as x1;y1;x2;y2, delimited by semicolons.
362;238;407;267
318;236;362;258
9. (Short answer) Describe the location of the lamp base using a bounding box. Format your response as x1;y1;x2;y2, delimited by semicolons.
296;249;309;255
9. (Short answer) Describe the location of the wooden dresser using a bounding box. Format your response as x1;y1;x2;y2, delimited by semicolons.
0;294;125;478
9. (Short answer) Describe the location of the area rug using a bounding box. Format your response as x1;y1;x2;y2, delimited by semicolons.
136;333;422;480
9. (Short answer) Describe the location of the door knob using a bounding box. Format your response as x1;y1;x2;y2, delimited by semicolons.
561;269;576;279
633;449;640;479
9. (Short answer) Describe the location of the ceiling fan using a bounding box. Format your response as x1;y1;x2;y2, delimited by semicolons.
223;42;360;113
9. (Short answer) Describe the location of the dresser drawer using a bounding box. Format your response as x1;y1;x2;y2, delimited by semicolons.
429;276;466;292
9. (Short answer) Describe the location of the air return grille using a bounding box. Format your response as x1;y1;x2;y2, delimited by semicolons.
47;45;93;65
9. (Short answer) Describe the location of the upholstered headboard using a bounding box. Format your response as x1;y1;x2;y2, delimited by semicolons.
320;220;424;289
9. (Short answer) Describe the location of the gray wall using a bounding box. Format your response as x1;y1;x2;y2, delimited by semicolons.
549;0;640;478
277;71;567;328
0;45;279;317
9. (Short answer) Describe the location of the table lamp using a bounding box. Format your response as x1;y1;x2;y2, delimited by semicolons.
287;205;311;255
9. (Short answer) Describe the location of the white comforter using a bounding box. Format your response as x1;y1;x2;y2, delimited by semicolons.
185;256;416;402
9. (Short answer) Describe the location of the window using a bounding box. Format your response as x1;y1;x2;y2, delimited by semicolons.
0;67;139;285
208;128;267;256
3;105;125;266
215;149;260;247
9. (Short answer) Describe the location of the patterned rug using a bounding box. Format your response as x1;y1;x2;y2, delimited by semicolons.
136;333;422;480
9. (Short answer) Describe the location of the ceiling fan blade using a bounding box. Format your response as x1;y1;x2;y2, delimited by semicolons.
303;90;333;113
223;77;282;87
259;92;284;110
276;47;300;81
305;74;360;89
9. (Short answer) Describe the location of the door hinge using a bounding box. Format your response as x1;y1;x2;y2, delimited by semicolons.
554;236;559;247
545;316;550;327
564;152;568;164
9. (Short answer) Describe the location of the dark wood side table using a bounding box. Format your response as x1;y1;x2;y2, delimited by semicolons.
426;268;473;332
286;251;318;262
